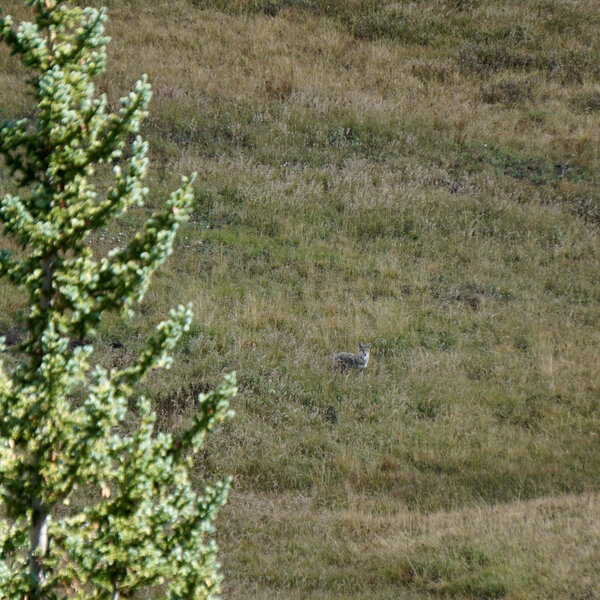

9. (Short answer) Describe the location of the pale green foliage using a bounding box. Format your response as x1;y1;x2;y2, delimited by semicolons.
0;1;236;598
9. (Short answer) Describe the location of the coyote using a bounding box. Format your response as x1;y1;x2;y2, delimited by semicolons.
332;343;371;373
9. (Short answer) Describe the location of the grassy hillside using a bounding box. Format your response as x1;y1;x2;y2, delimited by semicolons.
1;0;599;598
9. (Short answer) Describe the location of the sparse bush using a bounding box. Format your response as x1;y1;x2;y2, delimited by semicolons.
350;10;441;45
457;42;536;75
265;74;296;101
479;79;533;106
446;0;479;10
571;89;600;113
561;192;600;227
410;61;453;84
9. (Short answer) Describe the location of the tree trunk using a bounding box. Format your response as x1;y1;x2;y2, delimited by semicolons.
27;253;55;584
29;503;49;584
40;253;56;311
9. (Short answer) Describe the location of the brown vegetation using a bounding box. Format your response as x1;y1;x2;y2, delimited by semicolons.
1;0;599;597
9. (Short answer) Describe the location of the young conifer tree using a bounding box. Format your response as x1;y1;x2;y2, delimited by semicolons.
0;1;236;598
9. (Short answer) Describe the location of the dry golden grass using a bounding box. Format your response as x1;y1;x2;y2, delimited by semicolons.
220;491;600;599
1;0;600;597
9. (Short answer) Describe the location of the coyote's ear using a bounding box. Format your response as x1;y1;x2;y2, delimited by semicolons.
359;342;364;350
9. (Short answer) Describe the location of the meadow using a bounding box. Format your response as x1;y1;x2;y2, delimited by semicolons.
1;0;599;597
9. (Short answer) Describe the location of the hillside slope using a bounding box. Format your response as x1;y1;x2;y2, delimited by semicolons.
1;0;599;597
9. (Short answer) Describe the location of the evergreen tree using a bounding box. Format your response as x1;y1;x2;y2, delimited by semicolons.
0;1;236;598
